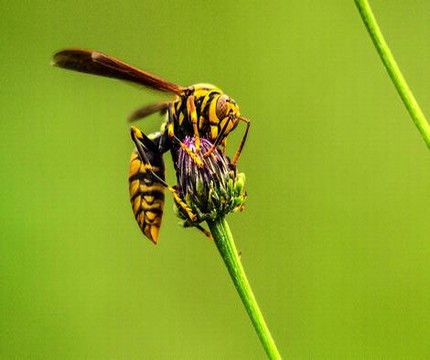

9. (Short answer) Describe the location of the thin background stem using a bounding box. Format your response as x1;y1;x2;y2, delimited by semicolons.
207;217;282;360
355;0;430;150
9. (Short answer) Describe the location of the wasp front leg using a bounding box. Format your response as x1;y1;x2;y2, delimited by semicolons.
203;116;251;164
186;95;201;152
166;103;203;167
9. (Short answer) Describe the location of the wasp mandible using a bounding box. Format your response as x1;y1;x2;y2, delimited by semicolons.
53;49;250;243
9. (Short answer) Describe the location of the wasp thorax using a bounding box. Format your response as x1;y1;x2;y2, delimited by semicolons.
174;136;246;224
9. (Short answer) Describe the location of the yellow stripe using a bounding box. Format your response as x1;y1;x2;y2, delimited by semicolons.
140;183;165;194
129;179;140;195
129;156;140;176
132;197;141;213
145;211;158;222
141;200;163;211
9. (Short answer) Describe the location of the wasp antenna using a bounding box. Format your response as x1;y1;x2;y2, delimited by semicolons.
238;115;250;123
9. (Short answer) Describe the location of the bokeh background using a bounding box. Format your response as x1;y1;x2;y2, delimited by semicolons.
2;1;430;358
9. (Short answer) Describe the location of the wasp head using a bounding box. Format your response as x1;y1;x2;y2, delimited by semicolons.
211;94;241;141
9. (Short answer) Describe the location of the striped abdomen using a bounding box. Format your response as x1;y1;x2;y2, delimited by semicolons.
128;148;165;244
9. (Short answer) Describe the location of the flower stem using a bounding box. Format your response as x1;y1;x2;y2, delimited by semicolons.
355;0;430;150
207;217;282;359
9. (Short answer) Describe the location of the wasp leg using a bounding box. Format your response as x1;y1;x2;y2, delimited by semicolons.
172;135;204;167
231;116;250;165
166;103;176;139
186;95;201;152
131;126;198;224
203;119;230;158
195;224;214;240
171;190;198;224
130;127;167;185
221;138;227;154
203;114;249;164
165;103;203;167
182;220;214;240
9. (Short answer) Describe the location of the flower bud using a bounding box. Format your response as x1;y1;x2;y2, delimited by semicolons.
174;136;246;224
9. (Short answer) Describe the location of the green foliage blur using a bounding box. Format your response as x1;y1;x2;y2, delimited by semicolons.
1;1;430;358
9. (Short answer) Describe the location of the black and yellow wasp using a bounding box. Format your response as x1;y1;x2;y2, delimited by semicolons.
53;49;250;243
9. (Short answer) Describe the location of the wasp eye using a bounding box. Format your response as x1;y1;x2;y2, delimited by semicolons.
216;94;229;119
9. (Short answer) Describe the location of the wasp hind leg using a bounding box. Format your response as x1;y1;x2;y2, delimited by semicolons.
195;224;213;240
180;219;214;241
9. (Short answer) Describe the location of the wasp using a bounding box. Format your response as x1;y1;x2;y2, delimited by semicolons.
53;49;250;243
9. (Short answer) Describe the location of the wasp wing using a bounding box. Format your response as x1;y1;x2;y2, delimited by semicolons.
53;49;185;95
127;101;170;122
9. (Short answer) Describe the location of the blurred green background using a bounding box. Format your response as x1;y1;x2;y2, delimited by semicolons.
2;1;430;358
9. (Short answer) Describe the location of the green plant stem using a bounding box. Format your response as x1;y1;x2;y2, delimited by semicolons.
355;0;430;150
207;217;282;360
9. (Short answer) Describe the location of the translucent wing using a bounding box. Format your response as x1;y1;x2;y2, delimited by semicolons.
53;49;185;94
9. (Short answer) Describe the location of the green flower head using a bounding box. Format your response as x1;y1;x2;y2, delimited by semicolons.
174;136;247;225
